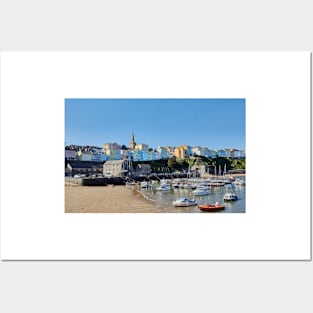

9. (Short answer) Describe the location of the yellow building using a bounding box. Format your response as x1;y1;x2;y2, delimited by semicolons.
173;146;186;159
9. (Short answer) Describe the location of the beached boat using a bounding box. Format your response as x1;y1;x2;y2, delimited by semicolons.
172;198;198;207
198;202;225;212
223;192;238;201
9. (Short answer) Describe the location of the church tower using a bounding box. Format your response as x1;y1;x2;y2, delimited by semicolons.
129;131;136;150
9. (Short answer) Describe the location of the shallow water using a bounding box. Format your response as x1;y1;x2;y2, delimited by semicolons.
138;178;246;213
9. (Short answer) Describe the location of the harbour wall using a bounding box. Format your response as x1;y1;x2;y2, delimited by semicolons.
81;173;189;186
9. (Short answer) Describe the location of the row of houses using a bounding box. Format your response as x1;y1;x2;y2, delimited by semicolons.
66;160;152;177
65;146;245;162
172;145;245;159
66;160;212;178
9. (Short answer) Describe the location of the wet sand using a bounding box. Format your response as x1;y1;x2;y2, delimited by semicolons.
65;185;164;213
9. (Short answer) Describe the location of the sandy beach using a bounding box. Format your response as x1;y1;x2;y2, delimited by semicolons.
65;174;246;213
65;185;163;213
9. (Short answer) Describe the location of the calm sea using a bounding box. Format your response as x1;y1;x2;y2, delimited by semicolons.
137;177;246;213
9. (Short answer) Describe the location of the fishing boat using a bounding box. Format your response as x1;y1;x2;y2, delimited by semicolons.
223;192;238;201
172;198;198;207
198;202;225;212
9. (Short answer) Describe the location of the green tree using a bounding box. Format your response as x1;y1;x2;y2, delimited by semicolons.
167;156;177;171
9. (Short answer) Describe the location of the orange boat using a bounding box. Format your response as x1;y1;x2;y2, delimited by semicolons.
198;202;225;212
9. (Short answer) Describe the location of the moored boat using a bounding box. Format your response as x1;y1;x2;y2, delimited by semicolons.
172;198;198;207
198;202;225;212
156;184;171;191
192;189;209;196
223;192;238;201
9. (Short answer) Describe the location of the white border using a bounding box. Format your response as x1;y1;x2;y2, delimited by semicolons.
0;52;311;260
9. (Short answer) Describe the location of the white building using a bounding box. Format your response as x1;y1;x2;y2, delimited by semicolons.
191;146;202;156
103;160;130;177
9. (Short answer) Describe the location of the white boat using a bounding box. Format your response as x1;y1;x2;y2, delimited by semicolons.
192;189;209;196
156;184;171;191
182;183;192;189
223;192;238;201
208;180;225;187
196;184;209;191
172;198;198;207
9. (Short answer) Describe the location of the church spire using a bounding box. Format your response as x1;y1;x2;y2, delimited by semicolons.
129;131;136;150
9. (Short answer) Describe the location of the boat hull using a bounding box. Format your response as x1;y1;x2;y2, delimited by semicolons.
173;198;197;207
198;204;225;212
223;197;238;201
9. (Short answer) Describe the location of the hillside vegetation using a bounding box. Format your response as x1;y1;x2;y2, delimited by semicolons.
132;156;245;174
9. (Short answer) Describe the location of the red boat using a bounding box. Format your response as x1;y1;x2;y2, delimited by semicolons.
198;202;225;212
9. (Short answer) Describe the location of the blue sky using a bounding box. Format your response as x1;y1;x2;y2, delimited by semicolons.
65;99;245;150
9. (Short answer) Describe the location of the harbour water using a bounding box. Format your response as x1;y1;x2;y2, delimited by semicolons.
137;177;246;213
